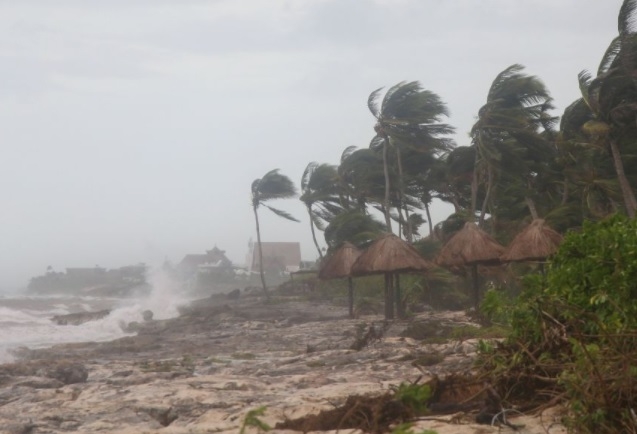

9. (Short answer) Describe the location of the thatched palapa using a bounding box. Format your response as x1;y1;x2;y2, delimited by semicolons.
351;233;435;276
500;219;563;262
436;222;505;311
318;242;362;280
351;233;434;320
318;242;362;318
436;222;505;267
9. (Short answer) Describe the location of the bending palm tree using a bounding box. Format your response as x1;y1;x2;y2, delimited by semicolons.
300;162;342;259
471;64;555;226
368;82;454;234
251;169;299;296
574;1;637;218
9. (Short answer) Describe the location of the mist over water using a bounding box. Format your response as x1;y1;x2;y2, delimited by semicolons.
0;269;193;363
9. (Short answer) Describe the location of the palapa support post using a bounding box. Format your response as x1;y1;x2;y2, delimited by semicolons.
347;277;354;318
471;264;480;312
384;273;395;320
394;274;405;319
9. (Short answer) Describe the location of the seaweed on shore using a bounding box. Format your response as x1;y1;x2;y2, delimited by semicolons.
275;374;490;433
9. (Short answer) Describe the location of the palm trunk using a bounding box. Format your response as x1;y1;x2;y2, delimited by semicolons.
609;139;637;218
425;201;433;237
478;165;494;226
307;207;323;259
471;150;479;217
253;205;269;299
395;147;413;242
382;136;393;232
396;205;405;240
525;197;539;220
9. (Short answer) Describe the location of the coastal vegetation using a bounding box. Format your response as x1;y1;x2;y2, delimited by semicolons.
250;169;299;296
248;0;637;430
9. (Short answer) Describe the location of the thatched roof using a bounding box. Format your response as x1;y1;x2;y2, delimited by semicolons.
500;219;563;262
350;233;435;276
318;242;362;280
436;222;505;267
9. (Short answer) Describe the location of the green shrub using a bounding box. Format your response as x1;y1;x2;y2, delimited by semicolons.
483;215;637;433
393;382;432;416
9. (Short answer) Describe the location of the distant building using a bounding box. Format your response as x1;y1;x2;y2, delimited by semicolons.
178;246;233;277
248;241;302;274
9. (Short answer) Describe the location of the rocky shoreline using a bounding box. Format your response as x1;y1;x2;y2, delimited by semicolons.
0;291;566;433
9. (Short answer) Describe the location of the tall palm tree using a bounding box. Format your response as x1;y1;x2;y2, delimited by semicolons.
251;169;299;296
368;82;455;233
575;1;637;217
471;64;556;226
300;162;342;259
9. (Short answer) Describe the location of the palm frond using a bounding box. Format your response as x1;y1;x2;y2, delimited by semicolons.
341;145;358;163
369;134;385;151
367;87;384;119
598;36;623;75
619;0;637;34
264;205;300;222
578;70;593;105
253;169;298;203
301;162;318;192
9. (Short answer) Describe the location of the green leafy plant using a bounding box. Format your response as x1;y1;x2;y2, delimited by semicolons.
481;215;637;433
393;382;432;415
239;406;271;434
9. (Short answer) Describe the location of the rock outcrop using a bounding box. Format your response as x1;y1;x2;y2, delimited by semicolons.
0;295;566;433
51;309;110;325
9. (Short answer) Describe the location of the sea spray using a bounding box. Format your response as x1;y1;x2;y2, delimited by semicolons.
0;268;194;363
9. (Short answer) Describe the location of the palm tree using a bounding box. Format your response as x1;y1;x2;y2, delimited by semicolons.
556;98;622;223
323;209;386;251
368;82;455;233
300;162;342;259
471;64;556;226
575;1;637;217
338;146;386;212
251;169;299;296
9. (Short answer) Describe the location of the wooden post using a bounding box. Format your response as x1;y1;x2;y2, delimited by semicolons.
471;264;480;311
348;277;354;318
384;273;395;320
395;274;405;319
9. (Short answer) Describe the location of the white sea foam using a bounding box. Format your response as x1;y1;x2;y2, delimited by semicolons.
0;269;193;363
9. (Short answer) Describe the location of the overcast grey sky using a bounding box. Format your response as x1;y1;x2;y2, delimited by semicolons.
0;0;623;288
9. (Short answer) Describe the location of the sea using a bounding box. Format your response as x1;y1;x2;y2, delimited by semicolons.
0;271;195;363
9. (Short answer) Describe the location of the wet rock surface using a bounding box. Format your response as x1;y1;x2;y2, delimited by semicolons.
51;309;111;325
0;293;566;433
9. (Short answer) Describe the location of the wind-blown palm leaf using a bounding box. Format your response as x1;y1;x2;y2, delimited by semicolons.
598;36;623;75
264;205;300;222
368;87;384;119
341;146;358;163
324;209;385;249
252;169;298;205
619;0;637;34
301;162;318;192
